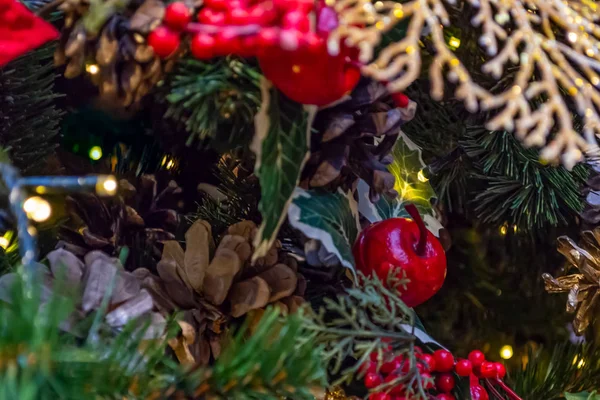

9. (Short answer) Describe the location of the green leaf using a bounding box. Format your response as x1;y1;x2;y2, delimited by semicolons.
251;79;315;260
358;132;441;235
565;392;599;400
288;188;360;272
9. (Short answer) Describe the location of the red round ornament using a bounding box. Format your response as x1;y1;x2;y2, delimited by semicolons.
455;359;473;376
381;359;401;374
353;205;447;307
436;373;456;393
432;350;454;372
470;385;489;400
228;7;250;25
494;362;507;379
148;26;180;58
421;372;435;390
164;2;191;30
437;395;456;400
468;350;486;367
383;374;404;394
190;33;215;59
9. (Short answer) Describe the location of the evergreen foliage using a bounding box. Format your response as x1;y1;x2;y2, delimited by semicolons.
403;84;587;231
162;58;262;150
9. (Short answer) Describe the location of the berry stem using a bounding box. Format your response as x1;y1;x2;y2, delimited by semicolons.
404;204;427;256
493;378;523;400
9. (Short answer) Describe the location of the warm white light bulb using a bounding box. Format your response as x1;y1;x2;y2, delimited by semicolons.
500;345;513;360
23;196;51;222
96;176;118;196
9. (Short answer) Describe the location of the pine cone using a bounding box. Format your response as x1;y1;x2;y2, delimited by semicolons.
304;79;417;202
0;248;165;338
133;219;305;365
55;0;169;106
59;175;181;269
543;227;600;335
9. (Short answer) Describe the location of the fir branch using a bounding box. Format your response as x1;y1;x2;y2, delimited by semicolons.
183;307;327;400
300;273;426;398
511;342;600;400
162;58;262;150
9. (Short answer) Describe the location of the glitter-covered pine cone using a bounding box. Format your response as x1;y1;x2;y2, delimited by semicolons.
303;79;416;202
133;219;305;365
59;175;180;269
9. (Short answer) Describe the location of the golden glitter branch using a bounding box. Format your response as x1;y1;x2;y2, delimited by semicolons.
331;0;600;168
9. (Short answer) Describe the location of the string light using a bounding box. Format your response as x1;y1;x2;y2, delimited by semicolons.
23;196;51;222
500;225;508;235
573;355;586;368
448;36;461;49
85;64;99;75
417;169;429;182
0;235;9;249
96;176;118;196
89;146;103;161
500;345;514;360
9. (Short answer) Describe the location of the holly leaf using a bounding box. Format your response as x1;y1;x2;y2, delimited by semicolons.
287;188;360;273
358;132;441;236
251;79;315;261
565;392;599;400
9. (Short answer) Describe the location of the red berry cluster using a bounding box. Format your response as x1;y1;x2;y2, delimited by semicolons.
147;2;191;58
361;347;507;400
190;0;326;59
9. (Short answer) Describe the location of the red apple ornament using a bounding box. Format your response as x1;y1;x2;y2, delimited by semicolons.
353;204;447;307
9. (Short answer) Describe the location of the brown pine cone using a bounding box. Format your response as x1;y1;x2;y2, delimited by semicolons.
54;0;172;106
0;248;165;338
304;78;417;202
133;219;305;366
58;175;181;270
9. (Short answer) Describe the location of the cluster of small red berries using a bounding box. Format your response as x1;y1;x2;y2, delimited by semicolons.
361;347;506;400
147;0;328;60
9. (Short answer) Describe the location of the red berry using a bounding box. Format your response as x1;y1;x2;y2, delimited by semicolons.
247;4;276;24
433;350;454;372
369;393;390;400
214;28;242;55
455;359;473;376
437;395;456;400
198;8;226;25
282;10;310;32
391;92;410;108
203;0;227;10
228;7;250;24
147;26;180;58
494;362;507;379
421;372;434;390
364;372;383;389
190;33;215;59
381;359;401;374
227;0;246;9
436;373;456;393
479;361;496;378
468;350;486;367
164;2;190;30
257;27;279;52
420;354;436;372
470;385;489;400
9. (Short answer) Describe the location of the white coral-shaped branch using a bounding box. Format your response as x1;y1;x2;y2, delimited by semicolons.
331;0;600;168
